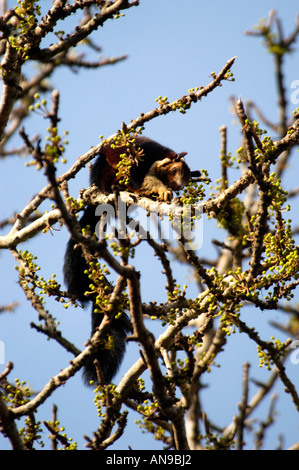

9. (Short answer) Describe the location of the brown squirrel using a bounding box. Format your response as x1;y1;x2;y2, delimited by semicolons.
64;136;199;384
90;136;199;200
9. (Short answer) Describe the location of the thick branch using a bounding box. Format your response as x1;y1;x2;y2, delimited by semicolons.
0;42;22;142
0;394;25;450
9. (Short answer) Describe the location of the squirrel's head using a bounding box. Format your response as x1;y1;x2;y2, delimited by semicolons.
154;154;191;191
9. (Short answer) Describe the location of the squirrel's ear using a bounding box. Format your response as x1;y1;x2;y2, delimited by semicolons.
178;151;188;159
164;151;177;160
168;151;188;162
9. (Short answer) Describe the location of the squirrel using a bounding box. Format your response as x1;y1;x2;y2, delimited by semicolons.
63;136;199;385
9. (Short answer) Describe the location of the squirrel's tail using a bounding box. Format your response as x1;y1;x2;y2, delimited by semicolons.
63;205;131;384
83;308;132;385
63;205;97;303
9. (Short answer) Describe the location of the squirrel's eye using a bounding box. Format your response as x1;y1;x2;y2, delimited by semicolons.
172;168;177;175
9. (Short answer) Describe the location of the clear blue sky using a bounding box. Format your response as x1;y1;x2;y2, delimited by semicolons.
1;0;299;450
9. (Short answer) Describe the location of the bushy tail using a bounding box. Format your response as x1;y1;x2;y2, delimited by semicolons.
63;205;96;303
63;205;131;384
83;308;132;385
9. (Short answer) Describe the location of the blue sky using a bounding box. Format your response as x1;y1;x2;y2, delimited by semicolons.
1;0;299;450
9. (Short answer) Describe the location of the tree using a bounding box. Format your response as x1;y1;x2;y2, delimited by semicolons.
0;1;299;451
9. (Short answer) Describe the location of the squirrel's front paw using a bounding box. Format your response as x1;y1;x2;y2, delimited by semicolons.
158;187;173;201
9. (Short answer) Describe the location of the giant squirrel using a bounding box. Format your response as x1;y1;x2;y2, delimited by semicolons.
63;136;199;384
